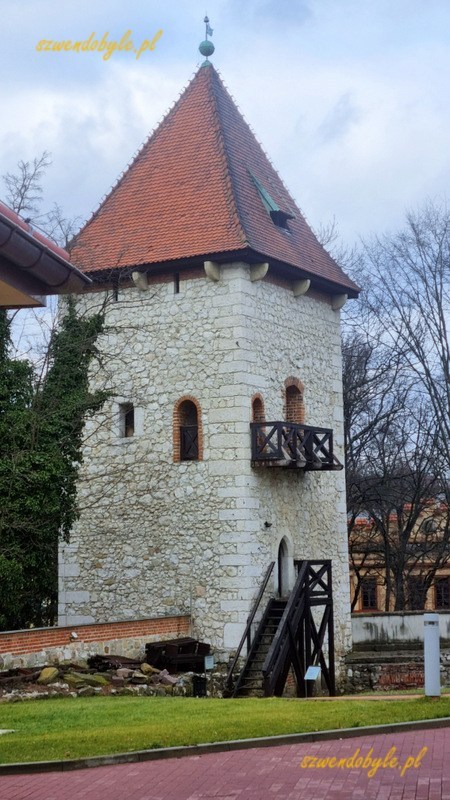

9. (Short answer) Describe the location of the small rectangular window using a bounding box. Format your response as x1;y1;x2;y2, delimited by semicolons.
435;578;449;609
174;273;180;294
361;578;377;610
120;403;134;437
408;576;427;610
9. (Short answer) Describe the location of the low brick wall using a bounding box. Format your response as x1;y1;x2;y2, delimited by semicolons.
345;649;450;692
0;615;191;670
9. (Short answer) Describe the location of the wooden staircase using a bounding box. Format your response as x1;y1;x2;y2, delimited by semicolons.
226;560;336;699
232;599;287;697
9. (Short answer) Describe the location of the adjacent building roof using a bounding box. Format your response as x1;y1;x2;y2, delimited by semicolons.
71;63;359;297
0;201;91;308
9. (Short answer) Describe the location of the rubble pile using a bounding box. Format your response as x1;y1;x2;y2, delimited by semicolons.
0;655;201;702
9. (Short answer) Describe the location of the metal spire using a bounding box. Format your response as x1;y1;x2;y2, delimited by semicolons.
199;14;215;65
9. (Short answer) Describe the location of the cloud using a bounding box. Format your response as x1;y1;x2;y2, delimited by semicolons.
317;94;361;143
224;0;312;26
0;62;184;222
1;0;450;250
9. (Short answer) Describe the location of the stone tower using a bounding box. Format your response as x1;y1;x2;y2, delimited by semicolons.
58;57;359;671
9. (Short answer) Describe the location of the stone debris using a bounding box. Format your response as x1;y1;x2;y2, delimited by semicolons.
0;656;228;702
36;667;59;685
116;668;134;678
159;674;178;686
0;656;192;702
140;663;160;675
130;671;148;684
77;686;96;698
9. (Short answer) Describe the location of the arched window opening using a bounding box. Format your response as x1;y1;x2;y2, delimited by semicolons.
177;399;200;461
285;383;304;424
252;394;266;456
252;395;265;423
277;537;291;598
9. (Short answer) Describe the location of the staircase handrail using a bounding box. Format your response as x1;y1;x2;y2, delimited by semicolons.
226;561;275;691
262;560;309;693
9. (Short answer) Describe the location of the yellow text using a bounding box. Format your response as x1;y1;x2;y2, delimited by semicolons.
36;30;163;60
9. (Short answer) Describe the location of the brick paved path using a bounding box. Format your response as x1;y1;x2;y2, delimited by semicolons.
2;727;450;800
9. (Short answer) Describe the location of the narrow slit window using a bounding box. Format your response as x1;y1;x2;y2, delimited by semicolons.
120;403;135;438
179;400;198;460
174;273;180;294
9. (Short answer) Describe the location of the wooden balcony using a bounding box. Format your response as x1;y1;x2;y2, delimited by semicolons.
250;421;343;471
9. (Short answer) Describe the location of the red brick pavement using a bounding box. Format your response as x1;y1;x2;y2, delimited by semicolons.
2;727;450;800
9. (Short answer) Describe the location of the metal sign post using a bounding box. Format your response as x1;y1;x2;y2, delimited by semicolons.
204;655;215;697
424;613;440;697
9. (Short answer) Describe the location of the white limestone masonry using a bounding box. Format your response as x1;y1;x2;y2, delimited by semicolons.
59;263;352;671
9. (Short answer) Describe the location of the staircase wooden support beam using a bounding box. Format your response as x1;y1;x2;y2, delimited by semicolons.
231;559;336;699
287;619;304;688
263;559;336;699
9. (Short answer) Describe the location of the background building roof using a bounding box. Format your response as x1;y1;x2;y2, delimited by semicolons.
0;201;91;308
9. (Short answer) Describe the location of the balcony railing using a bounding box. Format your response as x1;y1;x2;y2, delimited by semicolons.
250;421;343;471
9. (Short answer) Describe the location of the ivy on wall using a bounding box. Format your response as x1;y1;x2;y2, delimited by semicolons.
0;300;107;630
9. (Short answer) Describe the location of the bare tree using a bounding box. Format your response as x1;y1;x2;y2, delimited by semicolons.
3;151;52;217
362;200;450;472
43;202;82;251
342;200;450;610
2;152;81;249
351;401;449;610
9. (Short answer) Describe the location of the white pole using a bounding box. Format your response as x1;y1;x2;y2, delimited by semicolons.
424;613;441;697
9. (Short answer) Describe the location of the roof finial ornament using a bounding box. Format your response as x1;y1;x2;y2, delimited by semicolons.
199;14;214;66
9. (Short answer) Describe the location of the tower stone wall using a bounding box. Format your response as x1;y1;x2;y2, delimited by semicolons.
59;262;352;666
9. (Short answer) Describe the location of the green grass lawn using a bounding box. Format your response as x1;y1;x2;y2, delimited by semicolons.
1;695;450;765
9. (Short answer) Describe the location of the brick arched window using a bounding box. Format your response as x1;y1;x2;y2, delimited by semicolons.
173;396;203;462
251;394;265;423
284;378;305;424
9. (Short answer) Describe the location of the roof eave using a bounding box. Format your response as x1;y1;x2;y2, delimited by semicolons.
80;246;360;298
0;203;92;300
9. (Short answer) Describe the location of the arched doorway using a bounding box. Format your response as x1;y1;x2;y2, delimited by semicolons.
277;537;291;598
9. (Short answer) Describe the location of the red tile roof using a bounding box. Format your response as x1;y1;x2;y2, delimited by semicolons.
0;200;72;264
0;200;91;300
71;64;359;297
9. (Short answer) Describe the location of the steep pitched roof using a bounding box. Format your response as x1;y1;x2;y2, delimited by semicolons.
72;63;359;297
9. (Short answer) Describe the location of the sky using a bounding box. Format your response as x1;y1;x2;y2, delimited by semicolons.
1;0;450;250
